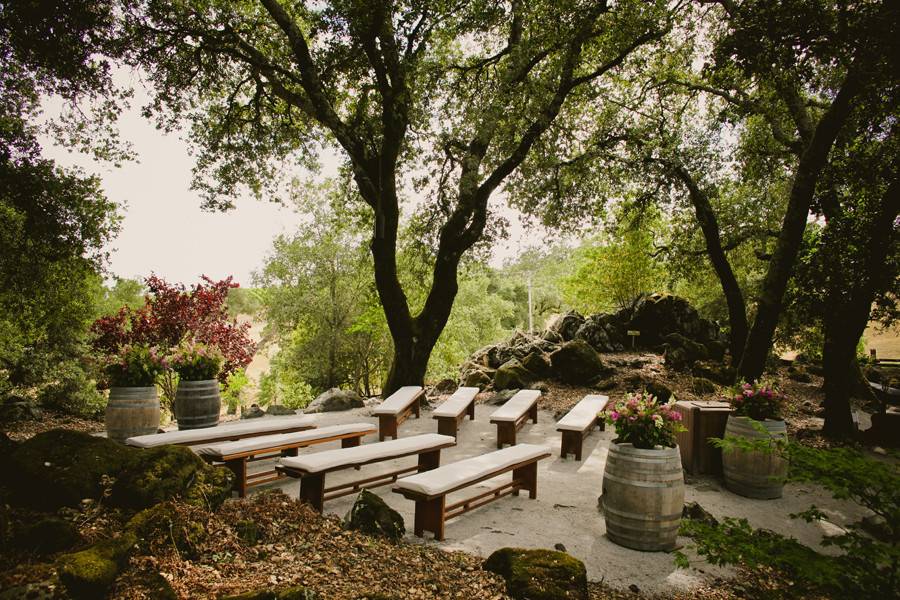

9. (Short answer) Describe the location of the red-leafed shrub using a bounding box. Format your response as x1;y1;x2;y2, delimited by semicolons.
90;275;256;405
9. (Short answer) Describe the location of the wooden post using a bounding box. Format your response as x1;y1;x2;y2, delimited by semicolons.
299;473;326;512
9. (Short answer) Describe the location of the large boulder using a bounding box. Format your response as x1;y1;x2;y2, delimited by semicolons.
521;351;552;379
344;490;405;541
494;359;535;391
483;547;588;600
549;340;609;386
305;388;365;413
266;404;297;416
547;311;586;342
628;293;721;347
463;368;494;389
6;429;233;512
574;314;624;353
11;516;82;555
57;532;136;600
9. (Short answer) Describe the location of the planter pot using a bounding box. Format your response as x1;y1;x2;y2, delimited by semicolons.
721;415;788;499
174;379;221;430
105;386;160;443
602;441;684;551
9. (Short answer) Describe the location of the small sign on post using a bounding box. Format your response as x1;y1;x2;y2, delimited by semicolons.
627;330;640;349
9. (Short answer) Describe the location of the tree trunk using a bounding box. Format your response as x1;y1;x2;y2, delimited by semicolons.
821;323;859;438
673;165;749;366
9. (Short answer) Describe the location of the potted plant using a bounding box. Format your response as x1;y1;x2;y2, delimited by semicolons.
104;344;166;442
601;391;685;551
720;382;788;499
169;340;224;430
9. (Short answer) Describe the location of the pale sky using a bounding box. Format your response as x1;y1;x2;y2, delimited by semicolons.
38;80;546;287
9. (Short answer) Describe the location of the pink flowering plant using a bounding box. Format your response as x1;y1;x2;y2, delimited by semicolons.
106;344;167;387
730;381;784;421
604;391;684;449
168;340;223;381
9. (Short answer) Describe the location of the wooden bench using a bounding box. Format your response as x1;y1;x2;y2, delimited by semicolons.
432;386;479;437
372;386;426;441
556;394;608;461
125;415;317;448
195;423;376;497
277;433;456;511
393;444;551;540
489;389;541;448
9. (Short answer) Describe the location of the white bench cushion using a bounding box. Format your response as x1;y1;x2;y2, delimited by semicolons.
125;415;316;448
432;387;480;418
278;433;455;474
489;389;541;422
372;386;423;415
395;443;551;496
194;423;376;458
556;395;609;431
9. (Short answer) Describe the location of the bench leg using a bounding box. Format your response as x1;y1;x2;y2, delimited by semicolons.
227;458;248;498
437;417;457;438
597;416;606;432
418;448;441;472
513;461;538;499
299;473;326;512
342;435;362;448
414;496;446;540
281;447;299;457
496;422;516;448
560;430;581;461
378;415;398;441
414;397;421;418
529;403;538;424
467;400;476;420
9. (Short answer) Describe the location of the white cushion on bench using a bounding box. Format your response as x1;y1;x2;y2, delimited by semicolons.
489;389;541;422
556;395;609;432
372;386;423;415
125;415;316;448
395;443;551;496
432;387;480;418
278;433;455;474
195;423;376;458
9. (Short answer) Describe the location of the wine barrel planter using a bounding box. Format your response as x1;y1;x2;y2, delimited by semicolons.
601;441;684;551
174;379;221;430
722;415;788;499
105;387;160;443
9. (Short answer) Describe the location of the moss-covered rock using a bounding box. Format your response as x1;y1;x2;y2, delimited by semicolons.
7;429;233;512
463;369;494;388
57;532;136;599
12;516;82;555
483;547;588;600
549;340;607;385
522;351;552;378
235;519;260;545
220;586;319;600
127;502;207;558
344;490;405;541
494;359;535;391
691;377;718;395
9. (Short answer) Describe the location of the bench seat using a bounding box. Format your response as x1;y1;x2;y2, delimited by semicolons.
489;389;541;448
556;395;608;460
278;433;456;511
372;386;425;440
432;386;479;437
393;444;551;540
125;415;316;448
195;423;376;497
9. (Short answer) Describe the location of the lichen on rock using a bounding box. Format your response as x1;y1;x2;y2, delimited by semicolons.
483;547;588;600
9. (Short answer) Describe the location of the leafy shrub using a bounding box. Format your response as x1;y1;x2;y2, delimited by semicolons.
605;391;684;449
39;359;106;418
169;341;223;381
677;443;899;599
105;344;166;387
221;369;249;414
258;366;315;410
729;381;785;420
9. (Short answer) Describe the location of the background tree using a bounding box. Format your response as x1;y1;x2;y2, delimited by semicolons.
126;0;672;393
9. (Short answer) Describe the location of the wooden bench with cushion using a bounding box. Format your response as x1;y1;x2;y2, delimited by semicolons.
195;423;376;497
489;389;541;448
556;394;608;460
432;386;480;437
277;433;456;511
393;444;551;540
125;415;317;448
372;386;425;440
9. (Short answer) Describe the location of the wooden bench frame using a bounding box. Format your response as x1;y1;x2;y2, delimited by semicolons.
558;416;605;461
278;438;456;511
433;397;477;438
376;388;426;441
490;402;538;448
201;428;372;498
393;451;551;540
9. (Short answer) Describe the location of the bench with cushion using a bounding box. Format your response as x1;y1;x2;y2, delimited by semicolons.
125;415;317;448
372;386;425;440
556;394;608;460
277;433;456;511
432;386;480;437
489;389;541;448
195;423;376;497
393;443;551;540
